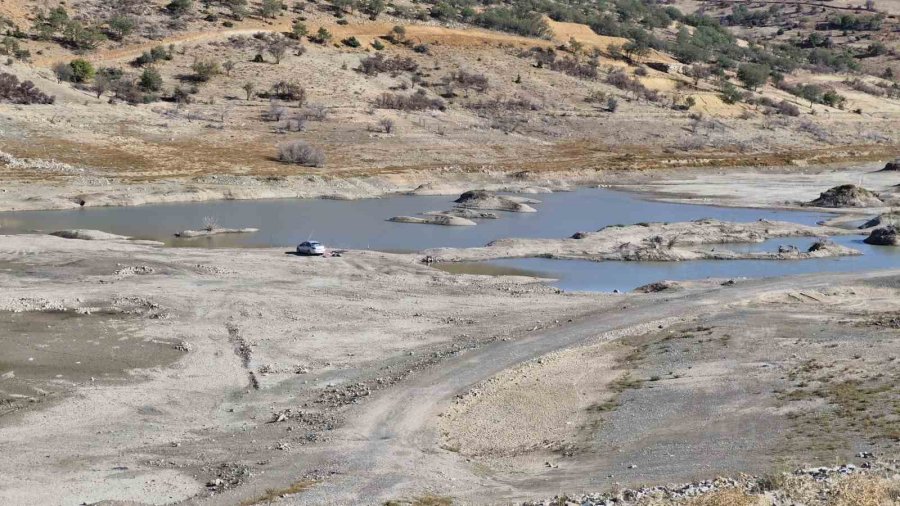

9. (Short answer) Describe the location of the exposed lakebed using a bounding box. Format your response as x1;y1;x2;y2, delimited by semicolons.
0;188;895;292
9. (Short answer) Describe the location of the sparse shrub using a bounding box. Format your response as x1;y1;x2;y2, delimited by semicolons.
0;72;55;104
719;81;744;104
298;104;328;121
634;66;648;76
278;140;325;167
371;39;384;51
290;21;308;40
447;70;489;95
374;89;445;111
413;44;430;54
269;80;305;103
310;27;332;44
52;61;74;83
266;102;288;121
357;53;417;75
606;96;619;112
606;70;657;101
191;59;221;82
166;0;193;17
132;46;172;67
378;118;394;133
775;100;800;116
342;36;361;48
474;7;549;38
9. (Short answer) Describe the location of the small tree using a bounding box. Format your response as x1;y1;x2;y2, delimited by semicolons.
107;15;135;41
139;67;163;92
92;74;111;98
242;82;255;100
69;59;96;83
737;63;770;91
259;0;282;18
267;38;290;64
378;118;395;133
223;0;248;19
291;21;308;40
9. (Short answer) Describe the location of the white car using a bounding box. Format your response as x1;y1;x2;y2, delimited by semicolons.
296;240;326;256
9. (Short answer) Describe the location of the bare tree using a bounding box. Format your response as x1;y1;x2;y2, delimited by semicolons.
242;82;255;100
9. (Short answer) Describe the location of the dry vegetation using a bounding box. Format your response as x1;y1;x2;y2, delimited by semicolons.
0;0;894;188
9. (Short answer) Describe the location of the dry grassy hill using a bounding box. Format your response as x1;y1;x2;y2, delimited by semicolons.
0;0;897;185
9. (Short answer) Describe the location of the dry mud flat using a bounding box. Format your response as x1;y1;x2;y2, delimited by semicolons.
0;229;898;505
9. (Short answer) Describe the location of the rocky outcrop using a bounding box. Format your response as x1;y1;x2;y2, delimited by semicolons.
864;226;899;246
807;185;883;208
879;157;900;171
388;215;477;226
50;229;130;241
454;190;537;213
424;209;498;220
859;213;899;229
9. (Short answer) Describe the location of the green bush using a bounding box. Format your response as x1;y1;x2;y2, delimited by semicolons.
139;67;163;92
69;58;95;83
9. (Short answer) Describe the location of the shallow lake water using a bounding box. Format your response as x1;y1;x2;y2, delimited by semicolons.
0;188;895;292
0;188;832;250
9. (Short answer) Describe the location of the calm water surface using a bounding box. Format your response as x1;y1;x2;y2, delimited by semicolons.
0;188;894;292
0;188;831;250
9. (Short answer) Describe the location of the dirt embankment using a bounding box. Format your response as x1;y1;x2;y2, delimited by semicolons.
425;219;862;263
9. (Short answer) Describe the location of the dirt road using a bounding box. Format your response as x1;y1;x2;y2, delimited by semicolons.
199;267;900;505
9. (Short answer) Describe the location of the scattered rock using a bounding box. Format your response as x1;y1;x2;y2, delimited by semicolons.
806;184;883;208
864;226;899;246
634;280;680;293
174;228;259;238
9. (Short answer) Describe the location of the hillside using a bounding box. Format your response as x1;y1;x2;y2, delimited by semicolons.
0;0;897;186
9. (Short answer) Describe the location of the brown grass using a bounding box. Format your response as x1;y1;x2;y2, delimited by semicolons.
830;475;898;506
384;495;453;506
684;489;762;506
239;479;318;505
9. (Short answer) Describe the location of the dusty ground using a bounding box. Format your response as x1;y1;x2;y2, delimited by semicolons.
0;202;898;506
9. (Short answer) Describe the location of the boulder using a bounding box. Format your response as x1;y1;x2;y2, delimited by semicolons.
807;185;883;208
880;157;900;171
859;213;899;229
864;226;899;246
